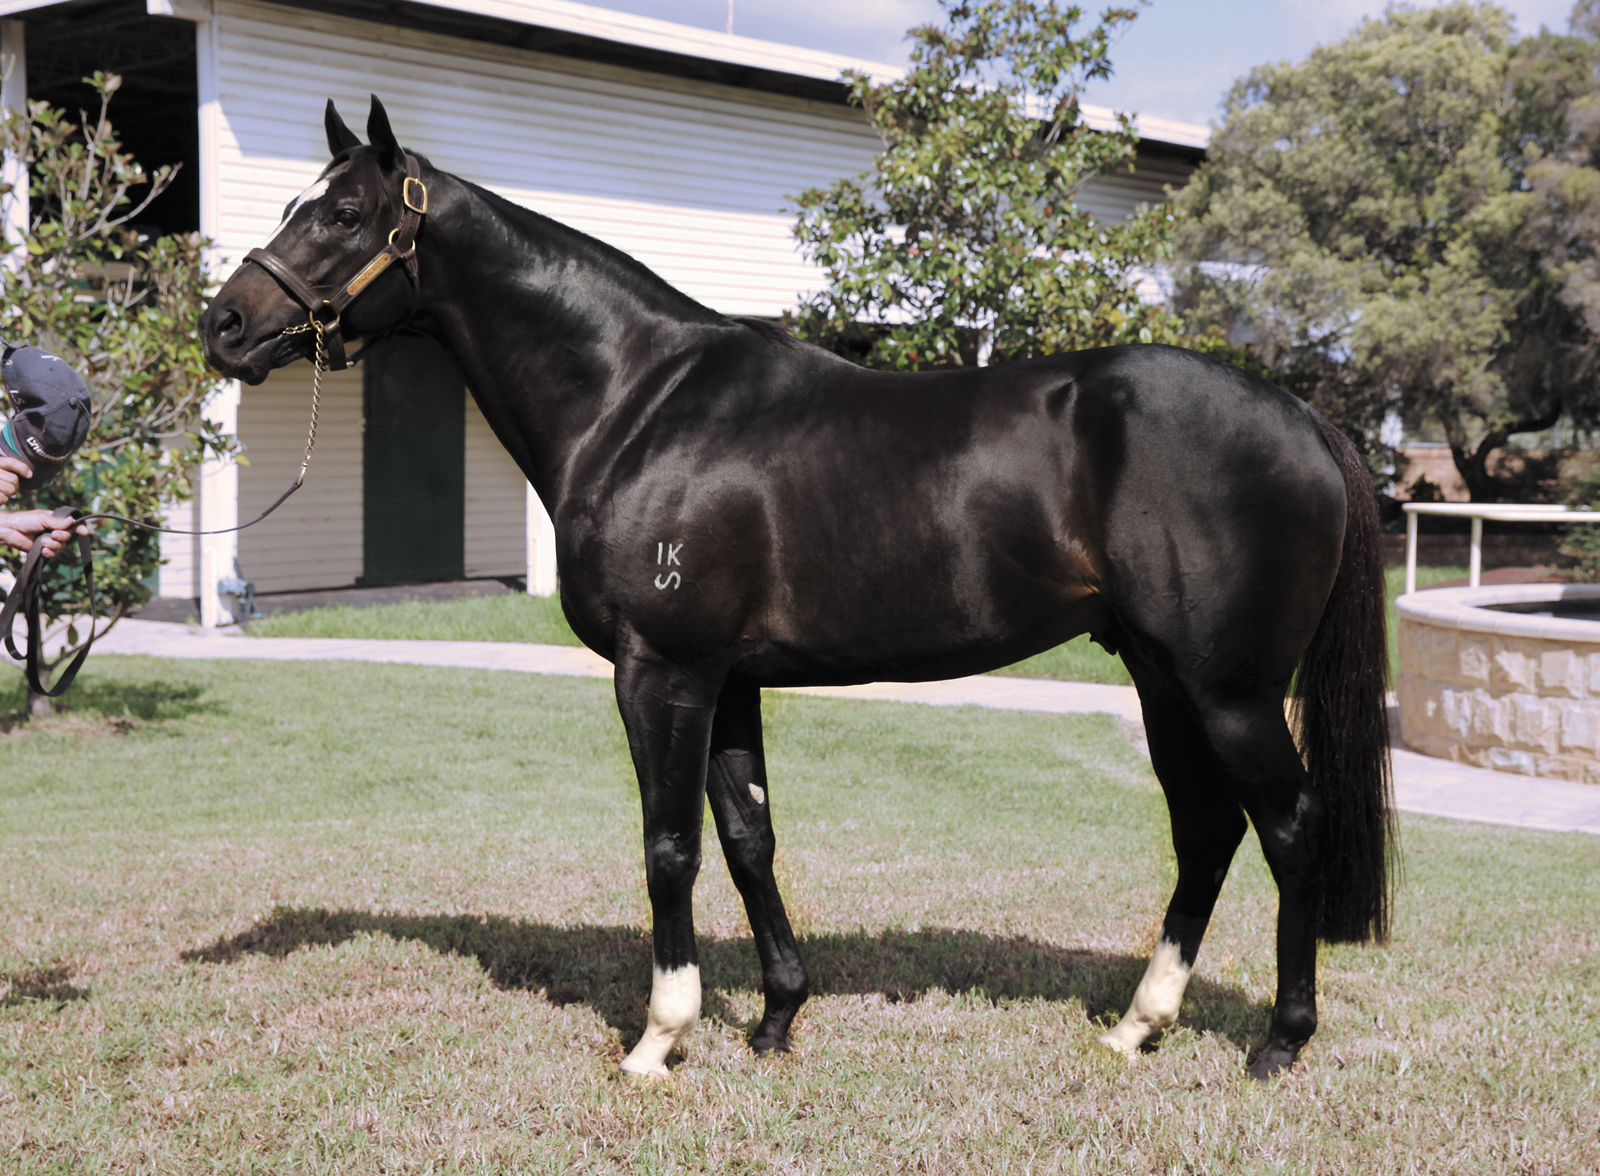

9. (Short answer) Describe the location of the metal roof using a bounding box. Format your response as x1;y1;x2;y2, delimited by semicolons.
2;0;1210;149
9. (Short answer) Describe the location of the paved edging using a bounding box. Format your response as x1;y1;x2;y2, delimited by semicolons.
82;620;1600;836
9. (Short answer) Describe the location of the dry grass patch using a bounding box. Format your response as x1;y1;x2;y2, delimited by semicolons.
0;656;1595;1173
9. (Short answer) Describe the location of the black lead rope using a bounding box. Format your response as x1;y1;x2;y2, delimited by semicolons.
0;509;97;697
0;319;330;698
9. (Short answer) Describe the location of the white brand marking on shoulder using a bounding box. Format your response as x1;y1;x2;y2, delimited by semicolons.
653;541;683;589
265;178;331;244
620;963;701;1079
748;783;766;805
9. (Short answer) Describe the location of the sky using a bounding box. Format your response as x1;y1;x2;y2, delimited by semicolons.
590;0;1583;128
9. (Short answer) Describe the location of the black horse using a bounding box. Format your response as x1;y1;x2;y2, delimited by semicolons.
200;98;1393;1081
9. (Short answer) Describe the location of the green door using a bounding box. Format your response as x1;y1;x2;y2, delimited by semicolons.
362;336;465;584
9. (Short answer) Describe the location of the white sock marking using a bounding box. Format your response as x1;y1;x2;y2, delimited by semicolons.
620;963;701;1079
1096;938;1193;1059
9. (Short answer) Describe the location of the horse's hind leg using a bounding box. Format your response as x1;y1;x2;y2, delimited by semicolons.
1099;663;1248;1058
1192;691;1326;1080
705;681;810;1054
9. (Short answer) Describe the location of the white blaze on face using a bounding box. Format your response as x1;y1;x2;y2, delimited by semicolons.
1096;938;1194;1059
620;963;701;1079
265;178;331;244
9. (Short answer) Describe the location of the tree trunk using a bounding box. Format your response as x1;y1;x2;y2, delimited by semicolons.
1447;408;1562;503
26;688;52;719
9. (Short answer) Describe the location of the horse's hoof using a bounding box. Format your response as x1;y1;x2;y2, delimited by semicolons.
1095;1024;1144;1061
1100;1036;1139;1062
619;1060;671;1080
749;1034;792;1058
1246;1044;1299;1081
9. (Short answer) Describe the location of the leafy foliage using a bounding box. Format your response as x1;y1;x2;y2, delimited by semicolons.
1558;450;1600;578
1172;2;1600;497
788;0;1184;370
0;75;232;670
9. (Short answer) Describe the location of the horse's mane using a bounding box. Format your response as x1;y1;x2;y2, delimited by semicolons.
454;175;726;325
731;316;802;349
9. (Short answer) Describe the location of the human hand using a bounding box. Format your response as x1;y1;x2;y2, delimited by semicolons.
0;509;87;557
0;455;34;505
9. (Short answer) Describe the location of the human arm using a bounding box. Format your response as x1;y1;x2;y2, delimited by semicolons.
0;454;34;506
0;509;87;557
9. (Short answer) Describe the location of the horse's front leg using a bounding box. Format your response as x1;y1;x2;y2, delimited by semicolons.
613;648;722;1079
705;681;809;1054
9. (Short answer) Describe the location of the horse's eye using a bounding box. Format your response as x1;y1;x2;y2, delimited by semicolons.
334;208;361;229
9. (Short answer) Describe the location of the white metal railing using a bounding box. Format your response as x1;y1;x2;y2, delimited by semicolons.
1401;502;1600;594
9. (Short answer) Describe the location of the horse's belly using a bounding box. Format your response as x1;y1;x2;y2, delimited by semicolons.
734;587;1108;688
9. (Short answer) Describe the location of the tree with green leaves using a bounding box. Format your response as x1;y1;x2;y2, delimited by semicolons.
1;74;233;709
1172;2;1600;499
789;0;1183;370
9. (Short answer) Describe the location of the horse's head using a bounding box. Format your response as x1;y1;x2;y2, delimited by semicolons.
201;96;426;385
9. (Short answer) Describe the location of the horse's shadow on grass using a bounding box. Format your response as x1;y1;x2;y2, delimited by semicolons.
182;907;1268;1052
1;965;90;1008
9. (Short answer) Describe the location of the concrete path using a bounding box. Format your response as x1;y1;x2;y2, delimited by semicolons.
85;620;1600;836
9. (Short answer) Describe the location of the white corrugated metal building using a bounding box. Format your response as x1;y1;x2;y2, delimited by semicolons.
0;0;1207;622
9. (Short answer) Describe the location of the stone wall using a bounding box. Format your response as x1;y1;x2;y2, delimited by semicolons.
1397;586;1600;783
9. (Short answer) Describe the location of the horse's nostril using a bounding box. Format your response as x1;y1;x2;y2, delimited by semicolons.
218;308;242;341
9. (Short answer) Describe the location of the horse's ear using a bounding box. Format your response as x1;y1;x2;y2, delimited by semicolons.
325;100;362;157
367;95;402;170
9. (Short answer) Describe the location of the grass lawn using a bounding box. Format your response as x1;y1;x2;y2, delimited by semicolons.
2;656;1596;1173
251;593;583;647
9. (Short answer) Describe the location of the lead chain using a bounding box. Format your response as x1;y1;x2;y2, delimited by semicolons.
280;315;326;486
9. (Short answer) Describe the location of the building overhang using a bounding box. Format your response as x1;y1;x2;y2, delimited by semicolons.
0;0;1209;152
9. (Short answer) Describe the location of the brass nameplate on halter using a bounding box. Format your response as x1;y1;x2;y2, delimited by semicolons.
403;177;428;215
345;252;394;297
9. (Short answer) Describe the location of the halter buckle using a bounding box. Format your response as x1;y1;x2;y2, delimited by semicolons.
403;176;429;215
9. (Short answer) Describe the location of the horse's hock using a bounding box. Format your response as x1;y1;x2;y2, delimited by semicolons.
1398;584;1600;783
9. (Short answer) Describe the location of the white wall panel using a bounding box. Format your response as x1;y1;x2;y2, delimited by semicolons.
157;498;196;598
234;363;364;592
212;1;881;316
464;394;527;579
1078;153;1198;224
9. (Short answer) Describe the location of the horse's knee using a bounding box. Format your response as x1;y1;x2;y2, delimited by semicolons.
643;832;701;901
709;758;778;887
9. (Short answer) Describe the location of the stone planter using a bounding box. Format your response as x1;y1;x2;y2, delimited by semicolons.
1396;584;1600;783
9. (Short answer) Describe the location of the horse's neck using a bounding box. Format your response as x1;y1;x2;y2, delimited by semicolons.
418;173;723;509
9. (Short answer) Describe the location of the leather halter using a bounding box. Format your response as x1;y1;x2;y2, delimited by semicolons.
243;153;429;370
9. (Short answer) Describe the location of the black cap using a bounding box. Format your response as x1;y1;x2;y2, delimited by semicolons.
0;345;92;493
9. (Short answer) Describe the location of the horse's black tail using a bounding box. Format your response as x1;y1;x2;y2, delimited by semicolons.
1293;419;1396;945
